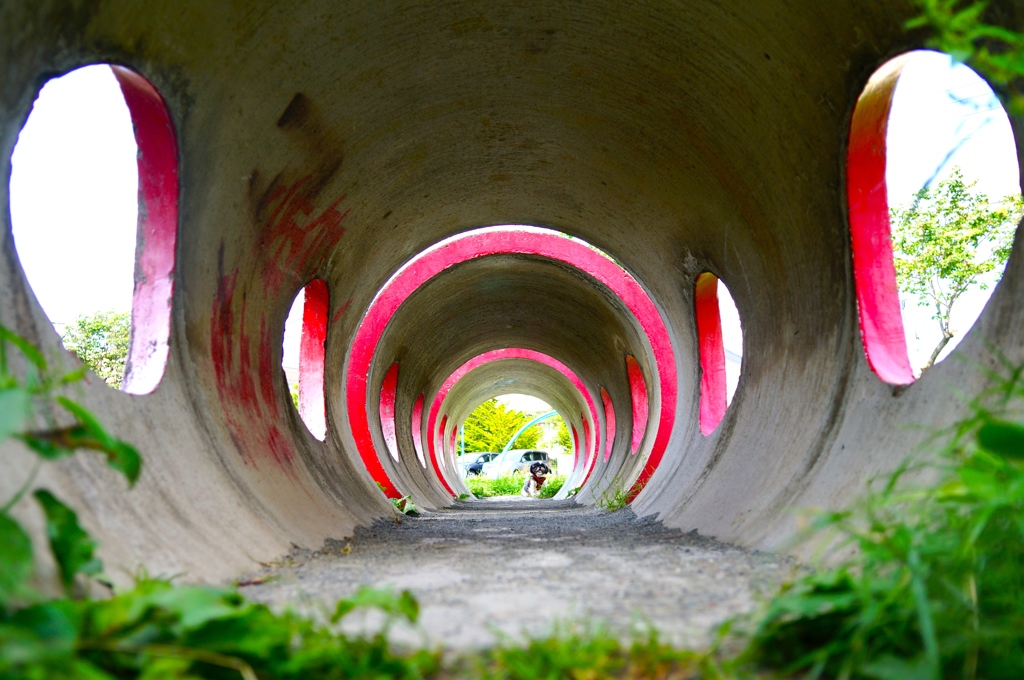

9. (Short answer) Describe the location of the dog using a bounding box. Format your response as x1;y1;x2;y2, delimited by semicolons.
521;461;552;497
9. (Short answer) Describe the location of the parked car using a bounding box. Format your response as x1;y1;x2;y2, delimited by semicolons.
459;452;499;476
480;449;554;478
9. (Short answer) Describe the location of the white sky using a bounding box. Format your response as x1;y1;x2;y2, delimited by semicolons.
9;54;1019;381
9;65;138;328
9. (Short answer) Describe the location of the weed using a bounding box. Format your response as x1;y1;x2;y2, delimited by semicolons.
598;478;630;511
733;353;1024;679
391;494;419;516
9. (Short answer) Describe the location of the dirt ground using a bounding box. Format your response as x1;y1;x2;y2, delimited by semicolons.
237;498;794;651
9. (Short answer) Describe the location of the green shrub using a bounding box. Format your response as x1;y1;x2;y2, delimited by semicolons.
734;356;1024;679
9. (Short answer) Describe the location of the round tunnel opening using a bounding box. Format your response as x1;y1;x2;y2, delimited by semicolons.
344;225;678;507
848;50;1022;385
8;64;179;395
456;394;571;499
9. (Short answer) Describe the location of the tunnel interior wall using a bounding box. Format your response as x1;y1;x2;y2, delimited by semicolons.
2;0;1022;583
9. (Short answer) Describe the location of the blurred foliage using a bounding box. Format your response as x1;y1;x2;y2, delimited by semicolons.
733;353;1024;679
59;311;130;389
0;322;437;678
909;0;1024;115
554;417;572;452
466;624;711;680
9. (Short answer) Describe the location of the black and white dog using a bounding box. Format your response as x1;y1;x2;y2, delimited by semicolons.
521;462;552;497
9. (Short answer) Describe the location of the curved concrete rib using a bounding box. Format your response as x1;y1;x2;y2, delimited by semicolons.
0;1;1022;587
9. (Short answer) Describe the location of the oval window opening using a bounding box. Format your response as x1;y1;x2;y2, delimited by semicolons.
848;50;1022;383
695;273;743;435
9;64;178;394
282;279;328;440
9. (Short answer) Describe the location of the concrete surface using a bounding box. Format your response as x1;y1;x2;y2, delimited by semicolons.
0;1;1022;597
237;499;793;651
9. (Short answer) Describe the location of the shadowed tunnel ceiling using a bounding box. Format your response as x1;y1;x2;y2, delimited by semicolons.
1;0;1023;583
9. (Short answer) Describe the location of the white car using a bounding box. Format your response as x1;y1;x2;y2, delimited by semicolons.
480;449;553;478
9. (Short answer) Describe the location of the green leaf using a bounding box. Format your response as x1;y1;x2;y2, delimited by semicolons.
977;419;1024;460
101;441;142;487
14;426;83;461
0;602;78;667
33;489;102;594
57;395;144;485
331;587;421;624
0;324;47;371
398;590;419;623
144;585;247;631
0;512;34;604
0;387;30;441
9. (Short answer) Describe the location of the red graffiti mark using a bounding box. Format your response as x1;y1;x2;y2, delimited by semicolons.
258;177;348;295
209;179;350;471
331;297;353;325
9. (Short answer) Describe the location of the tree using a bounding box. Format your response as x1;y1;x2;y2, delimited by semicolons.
461;399;542;454
554;417;572;452
890;168;1024;371
60;311;131;388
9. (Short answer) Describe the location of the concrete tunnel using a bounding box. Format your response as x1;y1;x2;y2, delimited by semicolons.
2;1;1024;586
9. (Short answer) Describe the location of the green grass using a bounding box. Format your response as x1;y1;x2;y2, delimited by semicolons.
463;623;712;679
466;473;567;498
466;473;524;497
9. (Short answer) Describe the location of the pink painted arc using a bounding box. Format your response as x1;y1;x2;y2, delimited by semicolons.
695;273;727;435
426;348;599;493
379;363;400;460
601;387;615;462
299;279;329;440
112;66;178;396
625;355;648;454
411;394;425;467
847;56;915;385
345;229;676;502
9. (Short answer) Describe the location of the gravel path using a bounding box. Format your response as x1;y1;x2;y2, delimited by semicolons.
236;498;794;651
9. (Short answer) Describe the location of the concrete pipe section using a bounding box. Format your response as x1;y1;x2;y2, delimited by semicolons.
1;1;1024;586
